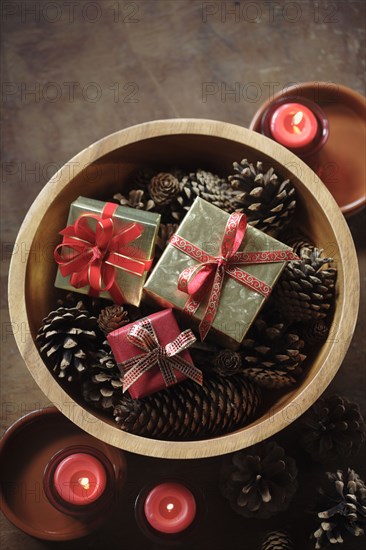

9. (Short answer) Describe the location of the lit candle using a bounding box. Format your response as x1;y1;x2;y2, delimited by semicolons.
53;452;107;506
143;482;197;534
269;102;319;150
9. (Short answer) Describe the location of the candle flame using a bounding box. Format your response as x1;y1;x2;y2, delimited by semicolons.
78;477;90;490
291;111;304;134
166;503;174;512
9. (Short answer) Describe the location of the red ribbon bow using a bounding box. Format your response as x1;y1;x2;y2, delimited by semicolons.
54;202;152;304
170;212;299;340
120;319;202;392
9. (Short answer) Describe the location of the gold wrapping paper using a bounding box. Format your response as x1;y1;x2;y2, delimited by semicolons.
144;197;293;349
55;196;160;306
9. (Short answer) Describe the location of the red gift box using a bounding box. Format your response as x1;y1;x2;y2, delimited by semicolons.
107;309;202;399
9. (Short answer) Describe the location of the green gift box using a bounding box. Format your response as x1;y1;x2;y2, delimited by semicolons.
144;197;295;349
55;196;160;306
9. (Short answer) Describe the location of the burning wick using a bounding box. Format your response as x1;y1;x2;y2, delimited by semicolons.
78;477;90;491
166;503;174;512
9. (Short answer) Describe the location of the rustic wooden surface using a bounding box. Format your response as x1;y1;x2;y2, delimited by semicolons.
1;1;365;549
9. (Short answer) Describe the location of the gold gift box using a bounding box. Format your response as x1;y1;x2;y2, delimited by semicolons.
55;196;160;306
144;197;293;349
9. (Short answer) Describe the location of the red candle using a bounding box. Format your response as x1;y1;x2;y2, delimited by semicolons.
53;453;107;506
270;102;319;149
143;482;197;534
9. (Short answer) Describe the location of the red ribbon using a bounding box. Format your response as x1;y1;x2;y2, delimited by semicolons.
120;319;202;392
54;202;152;304
170;212;299;340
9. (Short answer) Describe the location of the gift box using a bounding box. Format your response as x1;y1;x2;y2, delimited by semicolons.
107;309;202;399
54;196;160;306
144;197;297;349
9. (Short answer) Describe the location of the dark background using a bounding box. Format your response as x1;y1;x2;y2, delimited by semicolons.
1;1;365;549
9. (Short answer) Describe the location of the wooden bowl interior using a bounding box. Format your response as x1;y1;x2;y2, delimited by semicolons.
25;132;343;434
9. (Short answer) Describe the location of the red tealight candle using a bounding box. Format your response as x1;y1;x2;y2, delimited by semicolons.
143;482;197;534
53;453;107;506
270;102;319;149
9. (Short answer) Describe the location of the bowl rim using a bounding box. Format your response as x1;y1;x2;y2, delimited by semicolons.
8;118;360;459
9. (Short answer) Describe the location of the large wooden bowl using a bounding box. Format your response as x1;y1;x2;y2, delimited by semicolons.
8;119;359;459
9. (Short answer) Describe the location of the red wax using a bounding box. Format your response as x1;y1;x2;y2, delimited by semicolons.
53;453;107;506
144;482;197;534
270;102;318;149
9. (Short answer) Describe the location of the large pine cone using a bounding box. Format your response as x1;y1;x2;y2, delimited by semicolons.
300;395;366;461
221;441;298;518
313;469;366;548
261;530;293;550
241;316;307;389
272;247;337;323
169;169;236;221
82;345;122;409
113;374;261;440
228;159;296;235
36;304;98;382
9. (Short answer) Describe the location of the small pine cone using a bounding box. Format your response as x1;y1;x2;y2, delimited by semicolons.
113;189;155;211
36;305;98;382
279;229;317;257
148;172;180;207
302;319;330;347
82;345;122;409
261;530;293;550
273;247;337;323
156;222;179;252
300;394;366;461
313;469;366;548
113;374;261;440
228;159;296;235
170;169;236;221
241;316;307;389
221;441;298;518
98;305;129;335
214;349;242;377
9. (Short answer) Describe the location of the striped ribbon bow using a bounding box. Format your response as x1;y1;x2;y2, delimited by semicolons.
170;212;298;341
54;202;152;304
121;319;203;393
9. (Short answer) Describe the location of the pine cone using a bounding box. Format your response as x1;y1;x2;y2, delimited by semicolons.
113;374;261;440
98;305;129;335
302;319;330;347
228;159;296;235
241;316;307;389
56;292;103;315
214;349;242;377
156;222;179;253
36;305;98;382
148;172;180;207
169;169;236;222
221;441;298;518
300;395;366;461
279;229;317;256
113;189;155;211
261;530;293;550
82;345;122;409
272;247;337;323
313;469;366;548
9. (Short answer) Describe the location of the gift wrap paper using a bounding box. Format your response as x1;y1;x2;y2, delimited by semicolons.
144;197;293;349
55;196;160;306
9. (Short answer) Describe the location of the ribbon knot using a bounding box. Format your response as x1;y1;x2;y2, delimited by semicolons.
54;202;153;304
120;319;203;393
170;212;299;341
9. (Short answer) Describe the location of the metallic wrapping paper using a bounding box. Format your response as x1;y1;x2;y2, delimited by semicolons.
55;196;160;306
144;197;293;349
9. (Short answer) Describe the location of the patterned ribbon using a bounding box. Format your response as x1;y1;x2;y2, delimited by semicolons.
120;319;202;392
170;212;299;340
54;202;152;304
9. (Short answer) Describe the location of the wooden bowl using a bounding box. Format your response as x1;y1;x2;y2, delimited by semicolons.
8;119;359;459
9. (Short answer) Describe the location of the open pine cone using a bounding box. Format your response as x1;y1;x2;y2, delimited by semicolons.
148;172;180;207
82;344;122;409
261;530;293;550
241;316;307;389
221;441;298;518
313;469;366;548
228;159;296;236
36;304;98;382
213;349;243;377
113;189;155;211
98;305;130;335
300;395;366;461
272;247;337;323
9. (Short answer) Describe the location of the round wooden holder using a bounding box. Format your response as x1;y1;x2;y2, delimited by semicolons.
8;119;359;459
